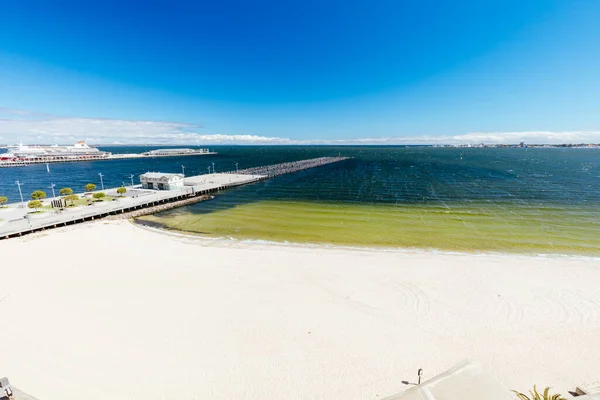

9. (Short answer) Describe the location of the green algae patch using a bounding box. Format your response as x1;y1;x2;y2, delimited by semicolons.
137;200;600;256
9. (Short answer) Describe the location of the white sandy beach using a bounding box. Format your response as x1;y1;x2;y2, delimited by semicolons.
1;220;599;400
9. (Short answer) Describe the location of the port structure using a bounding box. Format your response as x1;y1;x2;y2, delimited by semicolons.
0;147;217;168
0;156;350;239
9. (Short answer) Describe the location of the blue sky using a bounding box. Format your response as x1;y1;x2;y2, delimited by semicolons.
1;0;600;144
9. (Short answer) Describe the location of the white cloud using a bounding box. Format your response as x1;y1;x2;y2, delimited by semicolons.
329;131;600;145
444;131;600;145
0;111;298;144
0;109;599;145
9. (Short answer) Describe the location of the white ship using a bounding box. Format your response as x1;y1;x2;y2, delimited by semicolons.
0;141;111;162
0;142;217;167
141;148;212;156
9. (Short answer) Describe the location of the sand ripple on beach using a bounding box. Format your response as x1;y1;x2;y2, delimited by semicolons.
1;221;600;400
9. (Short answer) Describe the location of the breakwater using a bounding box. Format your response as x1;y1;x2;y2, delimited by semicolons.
108;195;214;220
236;156;350;177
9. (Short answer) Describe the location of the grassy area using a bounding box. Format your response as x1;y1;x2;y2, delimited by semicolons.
68;195;117;207
41;195;118;210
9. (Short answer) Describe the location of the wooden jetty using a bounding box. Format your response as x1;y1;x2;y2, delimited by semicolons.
0;156;350;240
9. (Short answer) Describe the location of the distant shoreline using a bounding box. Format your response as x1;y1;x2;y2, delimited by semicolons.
2;143;600;148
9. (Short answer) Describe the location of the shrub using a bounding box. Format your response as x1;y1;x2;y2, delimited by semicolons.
28;200;43;211
31;190;47;200
0;196;7;207
117;187;127;196
93;192;106;200
59;188;73;196
85;183;96;192
65;194;79;206
513;386;566;400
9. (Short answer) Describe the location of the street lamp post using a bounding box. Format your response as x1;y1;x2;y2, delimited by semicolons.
207;166;211;174
235;162;239;173
15;180;24;207
129;174;135;187
98;172;105;191
48;183;56;199
212;162;216;174
181;165;185;176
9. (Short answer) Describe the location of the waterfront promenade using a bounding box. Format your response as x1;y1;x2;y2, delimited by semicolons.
0;173;263;239
0;156;349;239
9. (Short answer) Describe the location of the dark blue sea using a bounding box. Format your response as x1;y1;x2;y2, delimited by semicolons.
2;146;599;254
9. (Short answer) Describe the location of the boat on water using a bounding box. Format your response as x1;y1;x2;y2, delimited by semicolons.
141;148;213;156
0;142;217;167
0;141;111;163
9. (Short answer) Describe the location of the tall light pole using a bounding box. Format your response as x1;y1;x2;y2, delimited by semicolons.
15;180;24;207
235;162;239;173
212;162;216;174
48;183;56;199
181;165;185;176
129;174;135;187
98;172;104;191
207;166;211;174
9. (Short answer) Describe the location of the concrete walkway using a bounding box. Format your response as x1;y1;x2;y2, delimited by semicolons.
0;173;264;239
1;156;351;239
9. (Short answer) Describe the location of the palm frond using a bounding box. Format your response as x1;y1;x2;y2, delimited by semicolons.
512;386;566;400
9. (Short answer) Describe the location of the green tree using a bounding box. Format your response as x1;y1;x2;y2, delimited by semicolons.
28;200;43;211
65;194;79;206
85;183;96;192
31;190;47;200
116;187;127;196
59;187;73;196
93;192;106;201
0;196;7;207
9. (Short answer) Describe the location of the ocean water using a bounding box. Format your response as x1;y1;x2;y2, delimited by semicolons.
0;145;300;201
139;146;600;255
2;146;599;254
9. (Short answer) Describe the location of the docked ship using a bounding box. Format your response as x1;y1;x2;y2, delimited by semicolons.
0;142;217;167
141;148;213;156
0;141;111;164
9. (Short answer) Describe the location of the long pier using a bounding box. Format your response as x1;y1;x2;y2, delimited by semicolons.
237;156;350;177
0;156;350;239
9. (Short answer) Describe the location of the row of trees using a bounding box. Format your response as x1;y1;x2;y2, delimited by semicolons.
1;183;127;211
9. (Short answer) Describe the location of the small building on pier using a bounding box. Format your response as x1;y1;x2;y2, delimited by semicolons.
140;172;184;190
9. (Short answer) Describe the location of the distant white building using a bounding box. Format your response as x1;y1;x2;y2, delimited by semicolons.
140;172;184;190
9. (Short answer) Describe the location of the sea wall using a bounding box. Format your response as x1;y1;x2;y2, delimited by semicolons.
107;195;213;220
